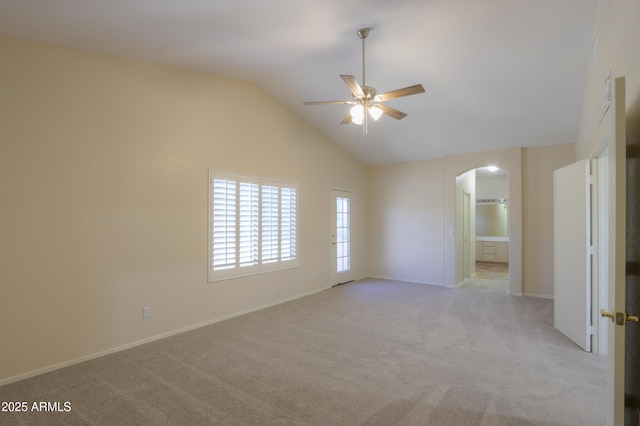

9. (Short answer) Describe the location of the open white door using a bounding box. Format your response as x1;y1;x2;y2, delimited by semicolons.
553;159;591;352
603;76;627;426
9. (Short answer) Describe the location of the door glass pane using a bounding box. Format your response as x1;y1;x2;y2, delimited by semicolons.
336;197;350;273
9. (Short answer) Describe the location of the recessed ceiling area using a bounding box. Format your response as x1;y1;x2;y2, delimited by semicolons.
0;0;597;164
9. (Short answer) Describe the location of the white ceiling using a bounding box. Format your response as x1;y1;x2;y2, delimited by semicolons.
475;166;508;180
0;0;596;165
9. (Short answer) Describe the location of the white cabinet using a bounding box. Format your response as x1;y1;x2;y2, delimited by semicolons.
476;240;509;263
496;242;509;263
481;241;496;262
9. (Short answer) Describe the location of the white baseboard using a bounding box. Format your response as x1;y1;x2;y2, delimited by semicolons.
401;278;444;287
523;292;554;300
362;275;445;287
0;287;327;387
364;275;396;281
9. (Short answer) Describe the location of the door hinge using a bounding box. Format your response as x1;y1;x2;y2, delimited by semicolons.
588;325;595;335
589;245;596;255
588;174;595;184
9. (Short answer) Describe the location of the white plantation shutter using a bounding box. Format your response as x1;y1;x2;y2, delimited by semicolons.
261;185;279;264
209;171;298;282
239;182;259;267
212;178;236;270
280;187;296;261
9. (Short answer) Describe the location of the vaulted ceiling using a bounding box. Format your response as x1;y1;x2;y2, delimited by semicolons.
0;0;596;164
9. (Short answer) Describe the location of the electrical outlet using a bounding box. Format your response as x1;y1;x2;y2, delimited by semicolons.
143;306;151;319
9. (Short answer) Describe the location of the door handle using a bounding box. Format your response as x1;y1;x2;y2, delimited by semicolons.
600;309;615;323
600;308;639;325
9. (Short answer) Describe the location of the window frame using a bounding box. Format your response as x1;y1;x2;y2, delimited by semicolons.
208;170;298;282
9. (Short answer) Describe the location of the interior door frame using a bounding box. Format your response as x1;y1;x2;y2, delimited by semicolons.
448;160;520;294
463;191;472;279
592;143;610;356
330;189;355;286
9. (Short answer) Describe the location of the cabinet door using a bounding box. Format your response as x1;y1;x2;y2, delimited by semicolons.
481;242;495;262
496;242;509;263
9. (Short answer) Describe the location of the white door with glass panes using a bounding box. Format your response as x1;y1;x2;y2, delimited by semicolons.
331;190;355;285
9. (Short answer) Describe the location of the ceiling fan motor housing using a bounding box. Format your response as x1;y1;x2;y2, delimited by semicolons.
360;86;377;101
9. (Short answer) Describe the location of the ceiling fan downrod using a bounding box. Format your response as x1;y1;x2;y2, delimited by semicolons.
357;28;369;87
358;28;370;135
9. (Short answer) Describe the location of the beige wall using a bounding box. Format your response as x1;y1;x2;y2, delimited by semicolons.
522;144;576;298
577;0;640;158
365;160;445;284
476;175;508;200
0;36;368;383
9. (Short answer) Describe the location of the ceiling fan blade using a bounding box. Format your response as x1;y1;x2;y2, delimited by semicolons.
376;84;425;101
377;103;408;120
303;100;352;106
340;75;365;98
340;112;353;125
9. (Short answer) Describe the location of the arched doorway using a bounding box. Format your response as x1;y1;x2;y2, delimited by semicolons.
456;166;510;291
443;147;522;296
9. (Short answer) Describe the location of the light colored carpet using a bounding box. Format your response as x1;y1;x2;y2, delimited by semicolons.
458;262;510;290
0;278;606;425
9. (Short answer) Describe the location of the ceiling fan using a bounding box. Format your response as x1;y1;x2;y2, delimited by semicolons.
304;28;425;134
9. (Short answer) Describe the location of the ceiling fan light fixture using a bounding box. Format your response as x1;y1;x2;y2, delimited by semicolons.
350;104;364;125
368;105;383;121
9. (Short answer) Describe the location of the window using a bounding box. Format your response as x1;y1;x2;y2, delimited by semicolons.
209;171;298;282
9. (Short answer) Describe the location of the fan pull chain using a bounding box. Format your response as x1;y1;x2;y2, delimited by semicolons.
362;111;367;135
